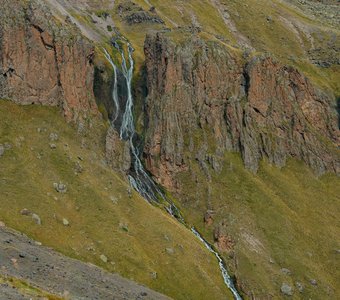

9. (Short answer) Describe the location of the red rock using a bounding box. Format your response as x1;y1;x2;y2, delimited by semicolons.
0;0;98;123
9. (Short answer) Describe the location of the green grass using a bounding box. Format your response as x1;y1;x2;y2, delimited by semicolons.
0;100;233;300
222;0;340;93
75;0;339;96
176;153;340;299
107;0;235;69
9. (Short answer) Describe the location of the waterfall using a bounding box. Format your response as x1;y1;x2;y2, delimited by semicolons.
191;228;242;300
103;43;182;215
104;42;242;300
103;49;119;122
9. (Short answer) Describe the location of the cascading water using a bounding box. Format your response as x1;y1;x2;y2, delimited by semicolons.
104;42;242;300
103;49;119;122
191;228;242;300
104;44;163;203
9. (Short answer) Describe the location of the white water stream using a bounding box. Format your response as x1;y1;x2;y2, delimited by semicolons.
104;42;242;300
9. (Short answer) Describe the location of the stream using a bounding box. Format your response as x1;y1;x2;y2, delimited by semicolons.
104;42;242;300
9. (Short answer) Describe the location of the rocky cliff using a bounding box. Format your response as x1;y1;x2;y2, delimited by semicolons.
144;33;340;190
0;0;97;122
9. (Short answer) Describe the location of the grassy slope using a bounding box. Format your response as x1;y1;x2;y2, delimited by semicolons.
0;100;233;300
223;0;340;94
176;153;340;299
104;0;339;94
103;2;340;298
110;0;236;69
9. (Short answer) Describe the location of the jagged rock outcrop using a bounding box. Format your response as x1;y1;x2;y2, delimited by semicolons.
0;0;97;122
144;33;340;189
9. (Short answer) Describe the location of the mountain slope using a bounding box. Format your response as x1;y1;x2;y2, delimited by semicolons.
0;100;232;300
0;0;339;299
0;226;169;300
142;29;339;300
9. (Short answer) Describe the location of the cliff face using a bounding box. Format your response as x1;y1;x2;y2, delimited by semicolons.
0;0;97;122
144;33;339;190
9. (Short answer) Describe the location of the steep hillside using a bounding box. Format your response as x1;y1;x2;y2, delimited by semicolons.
0;0;339;299
0;100;232;300
177;154;340;299
142;31;339;299
0;226;169;299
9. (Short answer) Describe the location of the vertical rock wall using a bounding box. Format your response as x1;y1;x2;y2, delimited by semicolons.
0;0;97;122
144;33;340;190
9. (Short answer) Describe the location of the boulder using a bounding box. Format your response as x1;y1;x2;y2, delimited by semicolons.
296;282;304;293
310;279;317;286
100;254;108;263
0;144;4;157
165;248;175;255
280;283;293;296
54;182;67;193
32;213;41;225
281;268;292;276
20;208;31;216
49;132;59;142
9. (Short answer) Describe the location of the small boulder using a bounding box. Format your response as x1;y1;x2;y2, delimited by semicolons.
32;214;41;225
50;143;57;149
280;283;293;296
310;279;317;286
0;221;5;227
110;196;118;204
266;15;273;23
100;254;108;263
62;218;70;226
74;162;83;174
0;144;4;157
150;271;157;279
296;282;304;293
166;248;175;255
281;268;292;276
49;133;59;142
54;182;67;193
21;208;31;216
